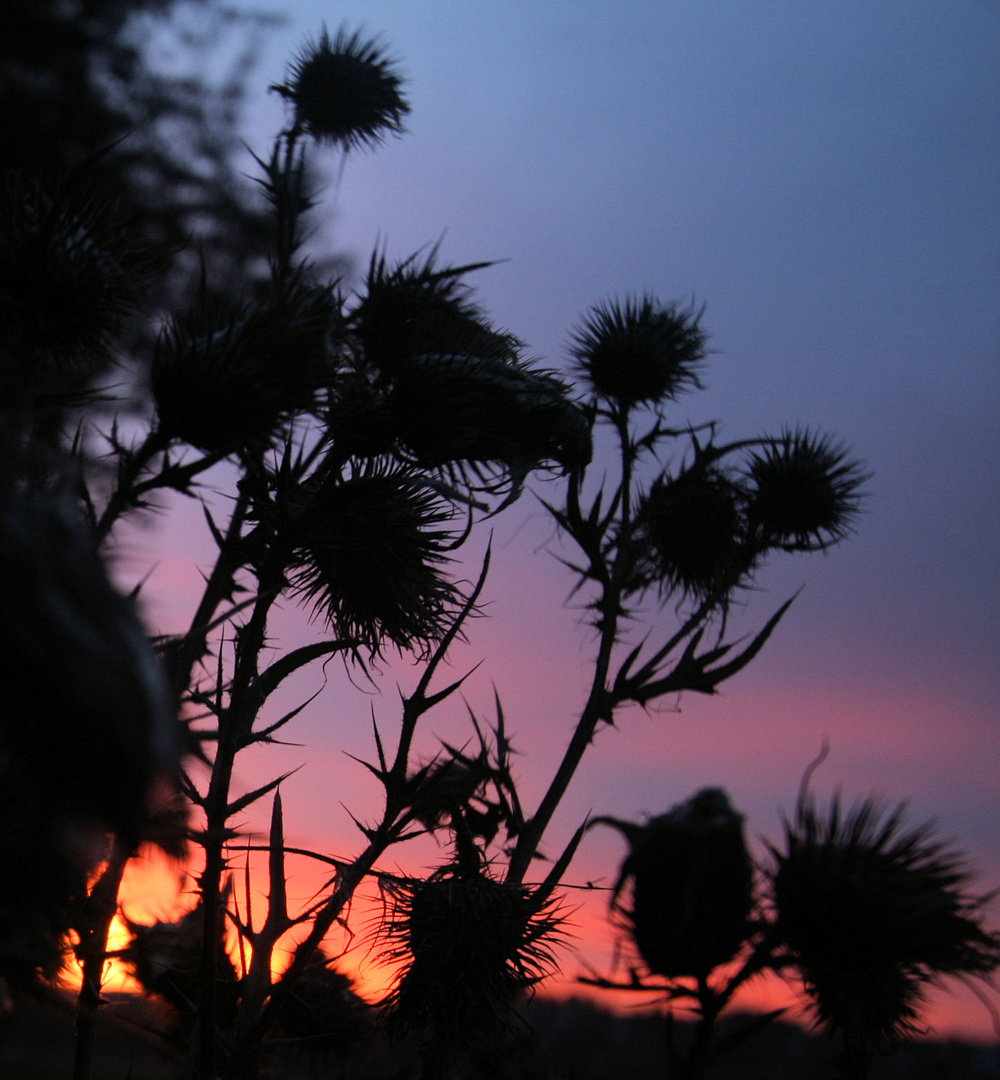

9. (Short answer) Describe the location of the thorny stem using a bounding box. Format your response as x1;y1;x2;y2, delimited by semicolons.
194;531;286;1080
223;552;492;1079
94;428;168;542
71;836;132;1080
165;487;250;699
95;431;230;544
507;416;637;885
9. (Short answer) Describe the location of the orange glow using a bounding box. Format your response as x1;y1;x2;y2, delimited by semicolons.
53;838;998;1048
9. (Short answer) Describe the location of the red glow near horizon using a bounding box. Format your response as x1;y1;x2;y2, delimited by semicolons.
66;836;998;1048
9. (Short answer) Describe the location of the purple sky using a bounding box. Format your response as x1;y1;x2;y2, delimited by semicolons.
129;0;999;1039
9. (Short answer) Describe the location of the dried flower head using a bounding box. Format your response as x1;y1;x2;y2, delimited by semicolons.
633;465;751;601
272;26;410;151
745;428;867;552
608;789;753;980
769;793;1000;1062
288;466;460;655
379;870;564;1050
569;295;707;411
152;280;335;452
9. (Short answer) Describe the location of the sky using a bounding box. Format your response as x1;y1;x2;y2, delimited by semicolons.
122;0;1000;1042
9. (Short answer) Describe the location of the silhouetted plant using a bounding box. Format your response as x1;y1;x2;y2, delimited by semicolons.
0;0;281;322
379;867;565;1067
0;17;935;1080
587;777;999;1080
599;790;754;982
769;787;1000;1079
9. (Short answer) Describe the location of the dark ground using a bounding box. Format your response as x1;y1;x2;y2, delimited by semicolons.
1;991;998;1079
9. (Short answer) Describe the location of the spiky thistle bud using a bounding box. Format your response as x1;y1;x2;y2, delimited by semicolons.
745;427;867;552
606;788;753;980
390;353;592;477
287;465;460;655
268;951;372;1071
569;295;707;412
350;250;520;381
271;26;410;152
151;280;335;452
768;794;1000;1069
0;170;150;405
379;870;563;1052
632;465;752;601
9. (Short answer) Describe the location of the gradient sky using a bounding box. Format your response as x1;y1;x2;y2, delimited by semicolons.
124;0;999;1041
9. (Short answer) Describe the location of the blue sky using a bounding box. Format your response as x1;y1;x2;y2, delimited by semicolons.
134;0;999;1036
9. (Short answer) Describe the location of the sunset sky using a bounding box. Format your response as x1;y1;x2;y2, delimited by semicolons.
123;0;999;1041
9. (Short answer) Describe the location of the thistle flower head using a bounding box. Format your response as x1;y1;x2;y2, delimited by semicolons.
745;427;867;552
272;26;410;151
390;353;592;477
632;464;751;601
569;295;707;412
288;464;460;656
261;951;373;1068
379;870;564;1051
768;793;1000;1057
609;788;753;979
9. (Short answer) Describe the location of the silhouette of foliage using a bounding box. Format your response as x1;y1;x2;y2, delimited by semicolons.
0;0;278;323
10;17;991;1080
588;781;1000;1080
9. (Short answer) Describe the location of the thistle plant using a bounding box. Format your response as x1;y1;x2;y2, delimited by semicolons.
769;788;1000;1079
586;772;999;1080
0;19;946;1080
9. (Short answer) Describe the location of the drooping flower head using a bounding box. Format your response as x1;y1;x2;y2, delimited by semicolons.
569;295;707;412
272;26;410;152
768;792;1000;1069
350;249;520;380
389;353;592;480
